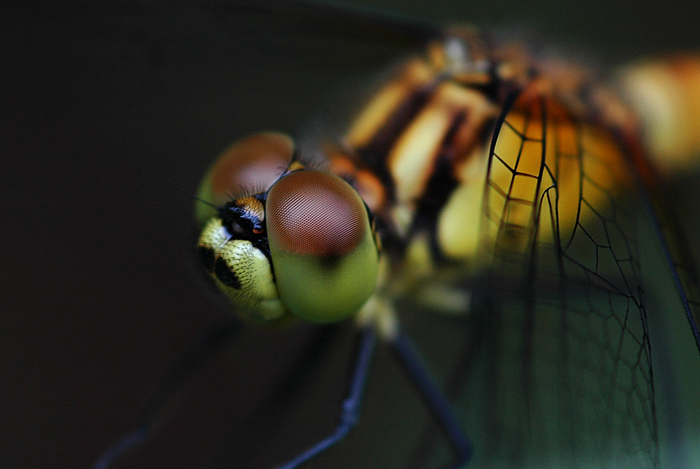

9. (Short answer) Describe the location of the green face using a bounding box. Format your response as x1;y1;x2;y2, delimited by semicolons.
196;133;380;324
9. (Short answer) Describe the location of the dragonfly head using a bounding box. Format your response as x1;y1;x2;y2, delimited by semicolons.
196;133;380;324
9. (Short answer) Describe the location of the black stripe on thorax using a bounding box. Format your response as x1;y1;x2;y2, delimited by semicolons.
410;110;467;263
355;76;445;202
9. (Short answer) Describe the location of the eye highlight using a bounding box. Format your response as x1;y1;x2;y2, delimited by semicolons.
266;170;380;323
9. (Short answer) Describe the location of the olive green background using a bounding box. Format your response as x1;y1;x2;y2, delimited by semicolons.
4;0;700;467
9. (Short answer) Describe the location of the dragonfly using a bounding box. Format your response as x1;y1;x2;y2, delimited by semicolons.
94;1;700;467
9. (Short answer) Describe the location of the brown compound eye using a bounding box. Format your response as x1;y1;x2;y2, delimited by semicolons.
266;170;379;323
196;132;294;224
267;171;369;257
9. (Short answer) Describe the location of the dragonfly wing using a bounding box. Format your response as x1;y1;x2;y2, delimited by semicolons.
632;150;700;353
468;88;658;466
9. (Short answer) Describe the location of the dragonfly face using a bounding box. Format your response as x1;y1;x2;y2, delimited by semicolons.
197;132;380;323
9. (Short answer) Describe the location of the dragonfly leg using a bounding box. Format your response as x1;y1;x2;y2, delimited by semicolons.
92;318;241;469
276;326;377;469
390;329;472;468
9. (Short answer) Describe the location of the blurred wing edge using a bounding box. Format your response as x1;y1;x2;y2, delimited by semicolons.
631;150;700;355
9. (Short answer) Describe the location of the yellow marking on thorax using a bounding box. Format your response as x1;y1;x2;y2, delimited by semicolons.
388;82;493;205
437;146;488;260
346;59;435;148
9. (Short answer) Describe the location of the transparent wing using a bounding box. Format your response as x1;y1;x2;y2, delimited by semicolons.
632;149;700;352
467;88;658;466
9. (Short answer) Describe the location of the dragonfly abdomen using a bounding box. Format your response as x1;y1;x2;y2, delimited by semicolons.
618;54;700;173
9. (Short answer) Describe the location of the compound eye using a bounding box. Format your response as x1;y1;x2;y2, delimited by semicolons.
266;171;379;323
196;132;294;224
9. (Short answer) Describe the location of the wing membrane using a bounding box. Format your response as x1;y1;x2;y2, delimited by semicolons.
632;150;700;353
468;88;658;466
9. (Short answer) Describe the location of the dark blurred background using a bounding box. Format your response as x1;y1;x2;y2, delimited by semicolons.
4;0;700;468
